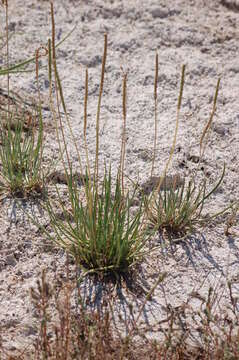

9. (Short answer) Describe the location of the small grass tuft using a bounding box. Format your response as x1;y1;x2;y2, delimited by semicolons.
146;67;229;238
0;109;45;197
145;164;226;235
46;168;147;275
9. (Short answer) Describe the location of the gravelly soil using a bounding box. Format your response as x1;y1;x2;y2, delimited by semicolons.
0;0;238;355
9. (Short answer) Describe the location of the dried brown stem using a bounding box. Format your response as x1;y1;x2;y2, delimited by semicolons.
200;78;220;159
94;33;107;186
151;52;159;178
120;72;127;195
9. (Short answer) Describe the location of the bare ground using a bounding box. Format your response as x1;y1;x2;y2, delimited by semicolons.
0;0;238;355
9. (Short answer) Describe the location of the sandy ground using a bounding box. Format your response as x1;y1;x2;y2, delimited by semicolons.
0;0;239;354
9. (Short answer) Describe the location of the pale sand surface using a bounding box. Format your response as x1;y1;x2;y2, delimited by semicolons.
0;0;238;354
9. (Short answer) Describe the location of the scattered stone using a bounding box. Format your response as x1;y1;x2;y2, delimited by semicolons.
221;0;239;11
4;318;20;329
47;170;89;186
151;7;180;19
213;124;229;136
23;324;38;337
8;22;16;32
137;149;153;162
141;174;184;195
5;255;17;267
186;154;200;164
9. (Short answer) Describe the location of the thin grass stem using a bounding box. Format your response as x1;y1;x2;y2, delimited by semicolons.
120;72;127;196
199;78;220;160
4;0;10;116
94;33;107;187
155;65;185;194
151;52;158;178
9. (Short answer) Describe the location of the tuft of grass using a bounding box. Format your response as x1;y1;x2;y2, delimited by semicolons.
146;164;226;235
0;109;45;197
46;168;147;275
0;1;57;199
38;4;149;276
146;67;229;237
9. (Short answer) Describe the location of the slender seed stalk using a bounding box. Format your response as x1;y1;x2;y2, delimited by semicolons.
94;33;107;187
35;46;48;108
84;68;91;176
51;4;85;183
48;36;66;174
35;46;48;173
48;39;52;86
83;67;93;215
200;78;221;159
151;52;158;178
5;0;9;117
50;3;71;174
120;72;127;196
83;69;88;139
155;64;185;193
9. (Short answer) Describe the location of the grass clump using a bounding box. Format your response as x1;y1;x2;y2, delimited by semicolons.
146;165;226;235
146;65;228;237
0;0;50;198
46;169;146;275
0;111;45;197
42;4;148;276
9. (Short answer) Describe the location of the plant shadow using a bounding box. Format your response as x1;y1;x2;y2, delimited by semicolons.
75;264;162;334
156;230;224;273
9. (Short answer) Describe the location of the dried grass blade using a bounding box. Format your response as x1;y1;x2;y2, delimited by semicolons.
200;78;220;158
94;33;108;186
